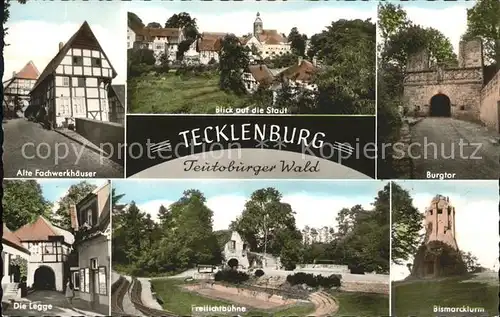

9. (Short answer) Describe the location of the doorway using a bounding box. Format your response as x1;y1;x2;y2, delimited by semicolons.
33;266;56;290
430;94;451;117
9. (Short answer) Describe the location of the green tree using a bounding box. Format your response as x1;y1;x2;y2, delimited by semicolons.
54;181;97;230
128;12;144;29
112;201;150;265
147;22;161;28
112;187;125;208
377;3;409;45
332;184;390;274
230;188;301;256
128;48;155;66
308;19;376;114
464;0;500;66
153;190;221;270
165;12;199;59
391;182;424;265
460;251;484;273
3;180;52;230
287;27;307;57
280;239;302;270
218;34;249;95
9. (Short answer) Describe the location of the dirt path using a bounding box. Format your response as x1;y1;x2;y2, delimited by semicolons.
309;291;339;317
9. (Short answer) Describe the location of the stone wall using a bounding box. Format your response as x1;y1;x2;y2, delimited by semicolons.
480;70;500;132
404;81;483;120
75;118;125;165
296;264;349;272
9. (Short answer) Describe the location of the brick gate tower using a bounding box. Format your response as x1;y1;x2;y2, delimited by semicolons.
423;195;458;249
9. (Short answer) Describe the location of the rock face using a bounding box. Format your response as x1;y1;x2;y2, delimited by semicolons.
409;195;467;279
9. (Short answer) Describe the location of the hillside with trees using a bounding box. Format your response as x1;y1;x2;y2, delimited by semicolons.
112;185;391;276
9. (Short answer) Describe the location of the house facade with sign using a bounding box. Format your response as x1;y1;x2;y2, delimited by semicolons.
28;21;118;129
70;181;111;314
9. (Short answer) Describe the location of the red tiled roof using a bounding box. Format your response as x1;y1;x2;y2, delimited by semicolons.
278;60;317;83
247;64;274;85
145;27;181;38
197;33;227;52
2;224;30;253
31;21;117;93
14;216;74;244
14;61;39;80
257;30;287;45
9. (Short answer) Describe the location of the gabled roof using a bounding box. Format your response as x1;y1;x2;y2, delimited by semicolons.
2;224;30;254
110;84;125;107
197;32;227;52
31;21;117;92
13;61;40;80
247;64;274;85
278;60;317;83
14;216;74;244
257;29;287;45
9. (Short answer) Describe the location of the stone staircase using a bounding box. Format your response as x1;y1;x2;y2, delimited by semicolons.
2;283;20;299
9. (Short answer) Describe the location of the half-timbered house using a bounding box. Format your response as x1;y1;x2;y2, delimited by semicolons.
70;181;111;314
12;216;74;292
29;21;117;129
108;84;125;125
3;61;39;118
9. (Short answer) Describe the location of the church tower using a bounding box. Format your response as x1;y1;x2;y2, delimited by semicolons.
253;12;263;36
423;195;458;249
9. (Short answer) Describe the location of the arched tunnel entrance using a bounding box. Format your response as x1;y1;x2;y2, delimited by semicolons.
227;258;239;269
33;266;56;290
429;94;451;117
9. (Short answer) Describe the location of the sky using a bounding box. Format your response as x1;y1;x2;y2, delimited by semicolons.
396;1;475;54
391;180;499;281
38;179;108;213
5;1;127;84
128;1;376;38
112;180;386;231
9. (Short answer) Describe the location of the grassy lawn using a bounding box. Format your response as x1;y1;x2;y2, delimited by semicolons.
150;278;315;316
128;73;247;113
393;275;498;316
331;291;389;316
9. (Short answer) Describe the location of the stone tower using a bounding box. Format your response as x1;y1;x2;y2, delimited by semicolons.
253;12;263;36
409;195;466;279
423;195;458;250
458;38;483;69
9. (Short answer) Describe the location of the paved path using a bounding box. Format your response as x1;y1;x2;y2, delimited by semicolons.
309;291;339;317
138;278;164;310
411;118;499;179
2;290;95;317
3;118;123;178
123;276;145;316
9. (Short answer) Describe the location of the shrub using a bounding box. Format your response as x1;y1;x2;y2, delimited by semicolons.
286;272;342;289
214;269;249;284
254;269;265;277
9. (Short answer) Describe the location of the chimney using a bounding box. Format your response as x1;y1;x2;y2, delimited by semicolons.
312;56;317;66
69;204;79;231
59;42;64;51
12;71;16;78
298;56;303;66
